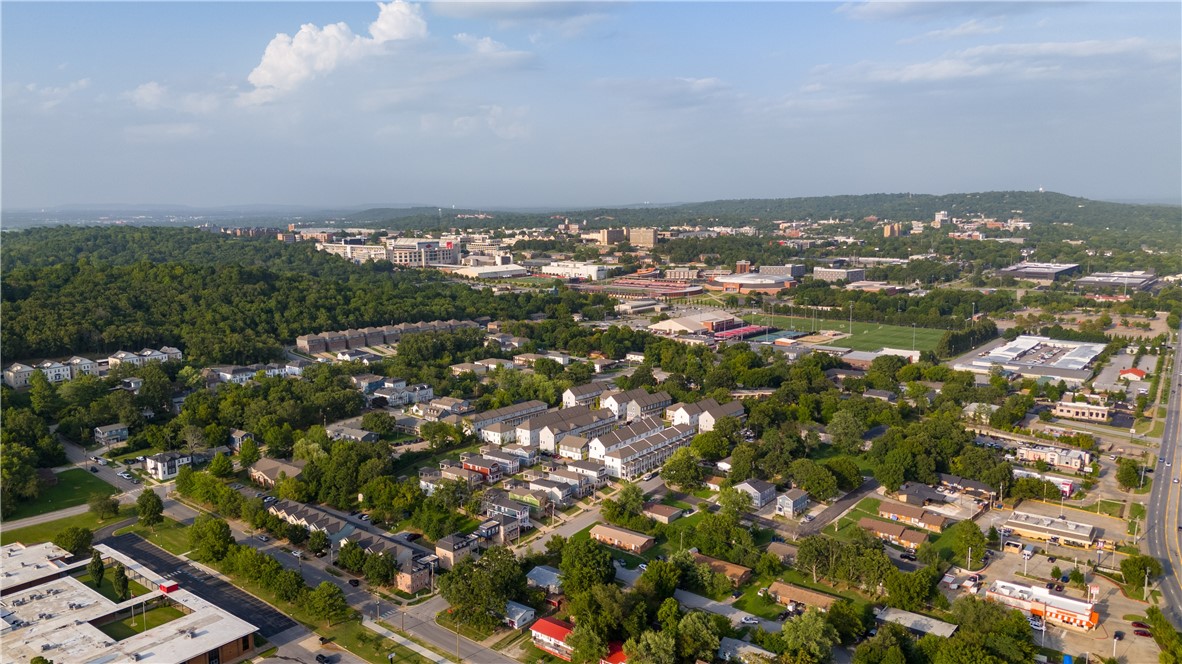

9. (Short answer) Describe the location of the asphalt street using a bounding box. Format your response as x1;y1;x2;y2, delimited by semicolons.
1145;326;1182;629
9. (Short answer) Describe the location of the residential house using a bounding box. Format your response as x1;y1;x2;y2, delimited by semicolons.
566;460;609;487
475;358;517;373
563;383;607;409
557;435;590;460
526;565;563;594
435;533;478;570
466;400;549;438
326;425;379;443
145;451;193;481
878;501;950;533
589;524;654;553
65;356;99;379
776;489;810;518
500;444;539;466
767;581;838;612
864;389;898;404
439;462;485;489
228;429;254;453
505;601;536;630
734;479;776;509
767;541;797;564
642;503;683;524
250;458;307;488
462;457;504;483
529;478;574;505
482;421;517;446
450;362;488;377
2;363;35;388
486;496;533;529
33;361;72;384
94;423;130;447
717;637;777;664
350;373;386;393
937;473;993;498
531;617;575;660
691;552;751;586
704;475;727;492
858;517;928;550
480;449;522;475
477;515;522;546
547;469;595;498
698;399;746;433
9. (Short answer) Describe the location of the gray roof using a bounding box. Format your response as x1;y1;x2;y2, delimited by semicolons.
526;565;562;590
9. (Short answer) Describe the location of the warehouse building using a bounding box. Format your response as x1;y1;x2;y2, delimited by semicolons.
1003;511;1096;548
996;262;1080;283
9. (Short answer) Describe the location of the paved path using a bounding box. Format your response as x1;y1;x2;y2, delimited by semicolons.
362;618;452;663
1145;325;1182;629
798;477;880;537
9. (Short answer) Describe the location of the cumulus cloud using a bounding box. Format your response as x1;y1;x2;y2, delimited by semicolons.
241;0;427;105
127;81;220;114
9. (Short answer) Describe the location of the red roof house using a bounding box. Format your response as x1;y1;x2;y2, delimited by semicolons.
1120;368;1147;380
531;617;574;660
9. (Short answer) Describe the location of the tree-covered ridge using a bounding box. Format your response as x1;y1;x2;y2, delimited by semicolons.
0;257;612;364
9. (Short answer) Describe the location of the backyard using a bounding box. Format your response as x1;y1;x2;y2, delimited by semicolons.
3;468;118;522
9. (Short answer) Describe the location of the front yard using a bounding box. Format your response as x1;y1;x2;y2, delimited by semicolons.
3;468;118;522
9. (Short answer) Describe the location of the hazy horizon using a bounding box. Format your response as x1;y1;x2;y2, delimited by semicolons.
4;2;1180;209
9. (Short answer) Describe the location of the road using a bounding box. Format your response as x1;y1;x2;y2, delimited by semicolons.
1145;329;1182;629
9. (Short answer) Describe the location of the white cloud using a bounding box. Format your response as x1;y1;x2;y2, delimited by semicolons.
421;104;530;139
241;0;427;105
23;78;90;110
126;82;220;114
900;19;1003;44
454;32;508;55
959;38;1152;59
599;76;736;109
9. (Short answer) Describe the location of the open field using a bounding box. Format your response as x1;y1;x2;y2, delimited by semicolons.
742;314;945;352
115;517;191;556
3;468;118;522
1;507;135;545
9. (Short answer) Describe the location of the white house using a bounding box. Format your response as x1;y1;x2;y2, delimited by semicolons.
145;451;193;480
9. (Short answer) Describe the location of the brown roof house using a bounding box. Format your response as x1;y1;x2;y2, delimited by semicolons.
691;552;751;587
250;458;307;488
642;502;684;525
590;523;655;553
858;517;928;550
767;581;838;612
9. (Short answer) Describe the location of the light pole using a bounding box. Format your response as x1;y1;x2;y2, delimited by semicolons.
1113;634;1119;659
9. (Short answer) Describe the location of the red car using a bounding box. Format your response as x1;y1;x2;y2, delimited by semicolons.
1131;622;1150;629
1134;629;1152;638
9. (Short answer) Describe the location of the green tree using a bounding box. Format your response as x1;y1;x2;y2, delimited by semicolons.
657;597;682;632
623;629;676;664
307;581;352;626
189;514;234;561
364;552;397;586
238;437;260;467
87;550;105;587
53;526;93;556
780;608;840;663
828;410;867;455
827;600;869;645
0;443;40;516
29;370;62;419
88;493;120;520
112;564;129;601
545;534;567;557
1121;554;1164;589
1115;457;1142;491
946;520;988;570
825;456;863;492
308;529;330;554
790;458;839;502
338;540;368;572
561;537;615;595
136;489;164;528
567;624;608;664
206;452;234;478
718;486;753;517
660;447;705;490
274;568;306;603
676;610;721;662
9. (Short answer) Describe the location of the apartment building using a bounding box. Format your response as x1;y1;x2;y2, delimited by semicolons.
466;400;549;438
562;383;607;409
601;424;695;479
858;517;928;550
601;389;673;421
877;501;950;533
588;417;666;460
589;523;655;553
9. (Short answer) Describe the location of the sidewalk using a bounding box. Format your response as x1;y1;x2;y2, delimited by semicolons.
363;618;452;663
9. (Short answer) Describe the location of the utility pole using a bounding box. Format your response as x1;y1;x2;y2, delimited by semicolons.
967;546;972;572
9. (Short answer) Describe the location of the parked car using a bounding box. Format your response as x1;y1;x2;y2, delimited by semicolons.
1134;630;1152;638
803;514;815;523
90;466;100;473
900;553;917;562
1054;584;1064;592
348;579;360;587
256;535;270;542
740;616;760;625
316;655;330;664
1131;621;1151;629
1044;582;1055;589
315;551;327;558
359;514;370;521
292;550;303;558
637;564;647;571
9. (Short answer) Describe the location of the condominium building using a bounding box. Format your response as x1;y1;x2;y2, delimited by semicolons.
629;227;659;249
600;423;695;479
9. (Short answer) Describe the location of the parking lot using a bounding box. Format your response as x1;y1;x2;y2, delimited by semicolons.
103;533;298;638
937;544;1161;662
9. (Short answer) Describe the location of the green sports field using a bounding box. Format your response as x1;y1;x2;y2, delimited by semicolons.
743;314;946;352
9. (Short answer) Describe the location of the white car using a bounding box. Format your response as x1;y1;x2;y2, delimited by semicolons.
740;616;760;625
638;563;648;571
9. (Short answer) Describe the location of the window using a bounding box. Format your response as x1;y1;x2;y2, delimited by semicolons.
241;635;251;652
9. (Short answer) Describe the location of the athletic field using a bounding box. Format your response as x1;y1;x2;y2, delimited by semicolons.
742;314;945;352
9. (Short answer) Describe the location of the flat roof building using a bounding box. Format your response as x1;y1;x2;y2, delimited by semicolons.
812;267;865;283
1004;511;1096;547
949;335;1107;386
1074;270;1157;292
985;579;1098;630
997;262;1080;283
875;607;958;638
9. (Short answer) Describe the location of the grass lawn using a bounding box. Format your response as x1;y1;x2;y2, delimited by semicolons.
659;495;694;510
74;570;151;603
436;609;498;641
807;444;876;475
1130;503;1147;520
115;517;191;556
520;642;568;664
1095;499;1124;518
3;468;118;522
743;314;945;352
826;497;889;542
390;443;482;478
645;512;707;562
0;506;135;545
98;605;185;640
731;575;785;620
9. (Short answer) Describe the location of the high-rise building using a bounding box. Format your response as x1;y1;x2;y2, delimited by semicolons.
598;229;626;245
735;260;752;274
630;227;659;249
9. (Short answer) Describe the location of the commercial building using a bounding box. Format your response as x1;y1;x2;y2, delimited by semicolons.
542;261;608;281
997;262;1080;283
1052;399;1110;423
665;268;701;280
648;311;738;335
1074;270;1158;292
1015;445;1093;471
950;335;1107;386
710;272;795;294
455;264;529;279
589;523;655;553
1003;511;1096;548
875;608;958;638
985;580;1099;630
1;543;259;664
812;267;865;283
759;264;806;278
629;227;659;249
383;238;459;265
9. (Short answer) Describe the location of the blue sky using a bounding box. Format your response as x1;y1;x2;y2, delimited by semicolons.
3;1;1179;209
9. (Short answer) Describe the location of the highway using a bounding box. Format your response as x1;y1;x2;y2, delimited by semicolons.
1144;325;1182;629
